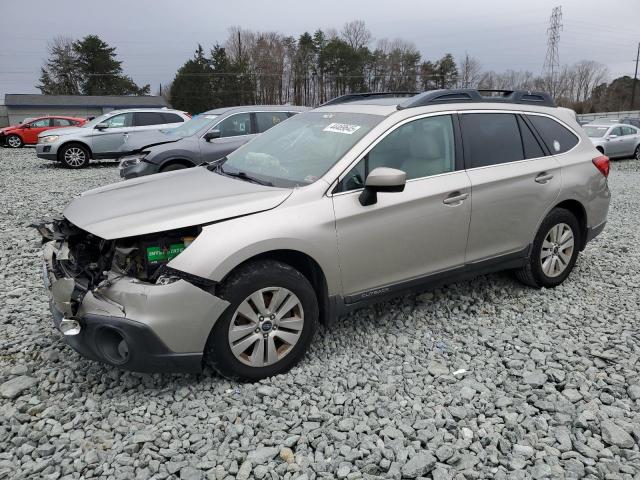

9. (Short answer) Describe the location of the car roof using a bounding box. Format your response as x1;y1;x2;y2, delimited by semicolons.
202;105;310;115
102;108;186;114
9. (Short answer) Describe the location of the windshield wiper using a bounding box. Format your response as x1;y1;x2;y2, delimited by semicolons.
210;163;273;186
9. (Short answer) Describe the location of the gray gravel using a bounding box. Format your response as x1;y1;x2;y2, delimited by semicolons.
1;147;639;479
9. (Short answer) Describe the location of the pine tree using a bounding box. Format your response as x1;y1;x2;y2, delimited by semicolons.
73;35;149;95
170;45;215;114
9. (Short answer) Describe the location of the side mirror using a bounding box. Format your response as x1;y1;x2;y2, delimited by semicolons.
204;130;221;142
359;167;406;206
95;123;108;130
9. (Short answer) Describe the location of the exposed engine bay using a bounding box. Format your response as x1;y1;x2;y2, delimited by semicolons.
35;217;201;313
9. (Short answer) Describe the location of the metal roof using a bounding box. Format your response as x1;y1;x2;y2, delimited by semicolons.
4;94;169;108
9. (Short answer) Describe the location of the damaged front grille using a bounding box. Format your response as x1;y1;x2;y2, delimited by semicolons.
35;218;117;310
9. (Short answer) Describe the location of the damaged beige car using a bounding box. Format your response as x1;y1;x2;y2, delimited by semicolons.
38;90;610;380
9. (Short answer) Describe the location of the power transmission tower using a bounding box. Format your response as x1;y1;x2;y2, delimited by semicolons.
631;42;639;111
542;6;563;98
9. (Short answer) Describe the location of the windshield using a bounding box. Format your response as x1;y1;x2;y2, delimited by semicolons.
584;126;609;138
222;111;382;187
167;114;218;138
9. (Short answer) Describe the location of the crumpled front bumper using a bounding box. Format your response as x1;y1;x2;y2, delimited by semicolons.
42;241;230;373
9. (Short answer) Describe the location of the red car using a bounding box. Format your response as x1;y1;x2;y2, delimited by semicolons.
1;116;87;148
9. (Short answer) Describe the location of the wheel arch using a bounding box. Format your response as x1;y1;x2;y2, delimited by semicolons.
57;140;93;161
159;158;196;171
219;249;332;326
553;199;588;250
595;145;604;154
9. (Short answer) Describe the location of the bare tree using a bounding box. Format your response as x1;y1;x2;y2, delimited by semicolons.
458;53;482;88
37;36;81;95
341;20;372;49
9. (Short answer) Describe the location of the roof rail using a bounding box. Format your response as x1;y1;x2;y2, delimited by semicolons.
397;89;556;109
321;91;419;107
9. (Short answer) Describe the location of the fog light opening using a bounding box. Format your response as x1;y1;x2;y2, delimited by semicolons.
97;328;130;365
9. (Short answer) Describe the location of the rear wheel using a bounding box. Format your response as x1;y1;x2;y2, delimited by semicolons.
516;208;581;288
6;135;23;148
634;145;640;160
60;144;90;169
204;260;318;381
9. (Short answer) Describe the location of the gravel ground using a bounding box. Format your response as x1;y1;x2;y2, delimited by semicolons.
1;147;639;480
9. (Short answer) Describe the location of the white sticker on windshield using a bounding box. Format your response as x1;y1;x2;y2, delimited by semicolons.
323;123;361;135
553;140;561;152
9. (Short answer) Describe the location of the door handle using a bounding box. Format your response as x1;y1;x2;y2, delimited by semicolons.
535;173;554;184
443;192;469;205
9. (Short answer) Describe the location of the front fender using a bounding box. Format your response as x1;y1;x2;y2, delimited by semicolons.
168;193;341;296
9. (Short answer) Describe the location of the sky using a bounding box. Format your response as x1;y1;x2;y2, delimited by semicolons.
1;0;638;99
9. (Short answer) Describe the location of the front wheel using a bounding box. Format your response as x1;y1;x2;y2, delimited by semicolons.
515;208;581;288
60;144;90;169
204;260;318;381
6;135;23;148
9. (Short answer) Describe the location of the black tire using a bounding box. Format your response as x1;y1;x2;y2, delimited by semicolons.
6;134;23;148
516;208;581;288
60;144;90;169
204;260;318;381
160;162;189;173
634;145;640;160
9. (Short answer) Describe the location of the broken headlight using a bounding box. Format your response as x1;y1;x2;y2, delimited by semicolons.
111;227;199;281
119;152;149;169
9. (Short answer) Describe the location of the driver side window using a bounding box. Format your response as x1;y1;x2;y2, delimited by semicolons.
30;119;50;128
214;113;252;138
339;115;455;192
104;113;133;128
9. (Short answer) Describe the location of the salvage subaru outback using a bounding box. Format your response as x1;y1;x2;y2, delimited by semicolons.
38;90;610;381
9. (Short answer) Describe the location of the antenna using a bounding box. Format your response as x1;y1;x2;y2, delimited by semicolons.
542;6;563;98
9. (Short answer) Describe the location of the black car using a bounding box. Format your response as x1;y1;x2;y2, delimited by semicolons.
118;105;308;179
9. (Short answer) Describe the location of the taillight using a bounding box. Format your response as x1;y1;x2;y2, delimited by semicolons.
592;155;609;177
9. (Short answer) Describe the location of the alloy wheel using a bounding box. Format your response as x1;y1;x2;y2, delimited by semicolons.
228;287;304;368
7;136;21;148
540;223;574;278
64;147;86;167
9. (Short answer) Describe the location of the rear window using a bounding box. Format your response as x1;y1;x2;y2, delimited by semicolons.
162;112;185;124
527;115;579;154
460;113;524;168
255;112;290;133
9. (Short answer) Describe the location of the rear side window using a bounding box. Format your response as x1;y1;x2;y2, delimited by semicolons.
517;116;546;159
162;112;185;124
460;113;524;168
621;126;636;136
527;115;579;154
134;112;165;127
53;118;72;127
255;112;289;133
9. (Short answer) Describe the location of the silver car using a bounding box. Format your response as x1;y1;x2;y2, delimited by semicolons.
36;108;190;168
38;89;610;380
584;123;640;159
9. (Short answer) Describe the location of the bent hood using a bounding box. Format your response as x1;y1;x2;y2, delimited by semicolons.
63;166;293;239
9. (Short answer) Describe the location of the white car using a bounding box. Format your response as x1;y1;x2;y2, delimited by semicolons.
36;108;191;168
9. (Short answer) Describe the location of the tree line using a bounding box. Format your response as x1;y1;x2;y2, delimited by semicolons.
37;24;639;114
